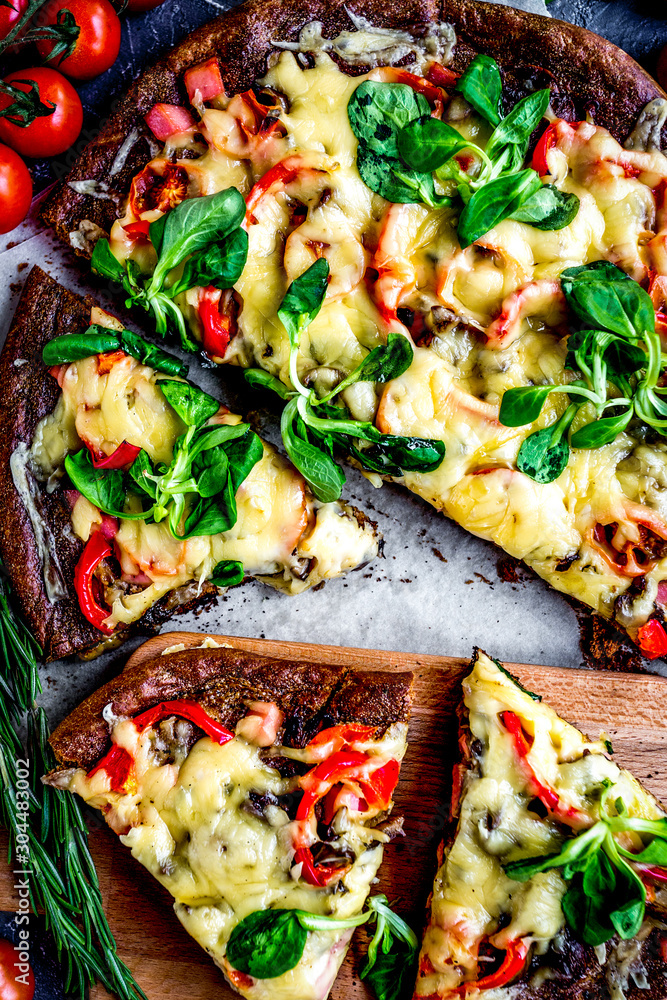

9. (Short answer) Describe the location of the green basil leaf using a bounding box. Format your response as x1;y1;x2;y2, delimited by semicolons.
562;882;615;946
221;429;264;493
517;425;570;483
485;88;550;162
226;909;306;980
324;333;413;401
91;238;125;283
610;897;645;940
188;423;250;462
455;54;502;126
181;482;237;537
281;398;346;503
631;837;667;866
357;144;446;208
499;385;556;427
363;936;417;1000
504;853;562;882
157;379;220;427
351;436;445;477
209;560;244;588
570;409;633;449
115;328;189;378
458;169;542;248
244;368;291;399
150;187;246;290
128;449;157;501
169;227;248;297
560;262;655;340
397;116;470;173
192;447;229;498
347;81;430;157
604;339;647;376
64;449;134;518
278;257;330;348
510;184;580;231
42;331;120;366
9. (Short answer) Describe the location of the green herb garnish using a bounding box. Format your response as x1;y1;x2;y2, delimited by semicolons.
500;261;664;483
226;895;418;1000
505;783;667;946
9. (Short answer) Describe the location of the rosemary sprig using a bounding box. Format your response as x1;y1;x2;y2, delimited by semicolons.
0;564;146;1000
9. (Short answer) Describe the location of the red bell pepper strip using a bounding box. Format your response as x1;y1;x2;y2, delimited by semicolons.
426;62;459;89
87;700;234;794
198;288;235;359
123;220;151;242
144;103;196;141
73;530;114;635
459;939;529;994
131;700;234;745
87;744;134;791
638;864;667;884
305;723;377;758
501;711;588;827
531;123;558;176
637;618;667;659
86;440;142;470
184;57;225;103
294;749;400;886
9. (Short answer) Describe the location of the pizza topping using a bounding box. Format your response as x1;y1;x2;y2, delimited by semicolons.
636;618;667;658
184;57;224;105
499;261;663;484
85;440;142;469
225;893;417;999
456;937;529;994
144;103;196;141
73;528;115;634
505;783;667;947
235;701;284;747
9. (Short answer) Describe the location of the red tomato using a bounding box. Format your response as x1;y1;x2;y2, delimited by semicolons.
0;144;32;233
125;0;166;9
0;68;82;157
0;0;28;40
36;0;121;81
0;938;35;1000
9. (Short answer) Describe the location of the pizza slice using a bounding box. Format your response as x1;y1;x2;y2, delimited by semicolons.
0;267;379;661
45;640;413;999
415;649;667;999
40;0;667;659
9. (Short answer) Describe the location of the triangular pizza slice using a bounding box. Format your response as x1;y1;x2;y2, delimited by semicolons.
46;641;413;999
0;268;379;660
415;650;667;999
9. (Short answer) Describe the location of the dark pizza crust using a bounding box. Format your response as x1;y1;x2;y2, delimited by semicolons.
48;644;413;769
0;268;221;661
415;649;667;1000
41;0;666;254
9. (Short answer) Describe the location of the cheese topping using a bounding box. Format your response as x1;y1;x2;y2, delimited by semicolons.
65;713;408;1000
108;30;667;641
415;652;664;997
30;346;378;628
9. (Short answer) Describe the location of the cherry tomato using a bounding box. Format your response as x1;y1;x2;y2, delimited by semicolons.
657;45;667;93
0;67;82;157
36;0;121;81
0;144;32;233
125;0;166;10
0;938;35;1000
0;0;28;41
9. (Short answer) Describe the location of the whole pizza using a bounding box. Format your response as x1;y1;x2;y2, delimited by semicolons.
13;0;665;658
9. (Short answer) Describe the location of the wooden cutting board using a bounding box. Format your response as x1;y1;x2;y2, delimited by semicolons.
4;634;667;1000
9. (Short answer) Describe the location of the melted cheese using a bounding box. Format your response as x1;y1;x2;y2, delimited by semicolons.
31;350;378;627
415;652;664;998
108;29;667;638
66;717;408;1000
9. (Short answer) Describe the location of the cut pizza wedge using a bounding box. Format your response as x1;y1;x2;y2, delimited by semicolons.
46;641;413;999
415;650;667;999
0;267;379;660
